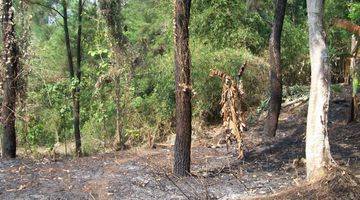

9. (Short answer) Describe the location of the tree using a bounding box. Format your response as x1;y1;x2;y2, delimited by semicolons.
17;0;32;151
348;35;359;123
173;0;192;176
74;0;83;156
1;0;19;158
305;0;334;181
99;0;127;150
61;0;82;156
333;19;360;122
264;0;287;137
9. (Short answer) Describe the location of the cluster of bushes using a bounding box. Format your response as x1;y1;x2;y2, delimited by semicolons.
14;0;355;155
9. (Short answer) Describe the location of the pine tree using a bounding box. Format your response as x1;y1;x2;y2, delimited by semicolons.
173;0;192;176
264;0;287;137
1;0;19;158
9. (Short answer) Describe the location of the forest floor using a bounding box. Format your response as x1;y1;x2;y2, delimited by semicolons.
0;85;359;200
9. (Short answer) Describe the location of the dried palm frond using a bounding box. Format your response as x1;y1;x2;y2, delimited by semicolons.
209;62;247;159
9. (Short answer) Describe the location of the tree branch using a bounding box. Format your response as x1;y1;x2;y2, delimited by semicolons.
333;19;360;36
27;0;65;19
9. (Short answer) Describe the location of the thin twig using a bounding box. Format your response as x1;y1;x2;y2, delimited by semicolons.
28;0;65;18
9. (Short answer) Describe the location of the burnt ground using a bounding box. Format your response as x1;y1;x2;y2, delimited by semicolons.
0;87;359;200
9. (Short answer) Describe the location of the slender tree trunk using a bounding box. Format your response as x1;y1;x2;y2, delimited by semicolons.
62;1;75;78
348;35;359;123
62;0;81;156
99;0;126;150
1;0;19;158
18;0;31;153
173;0;192;176
73;0;83;156
306;0;333;182
98;0;125;48
264;0;287;137
114;76;124;150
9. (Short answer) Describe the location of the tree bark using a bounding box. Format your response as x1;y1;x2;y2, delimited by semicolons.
62;0;81;156
173;0;192;176
1;0;19;158
73;0;83;156
17;0;31;152
348;35;359;123
114;77;124;150
62;1;75;78
98;0;126;50
306;0;333;182
264;0;287;137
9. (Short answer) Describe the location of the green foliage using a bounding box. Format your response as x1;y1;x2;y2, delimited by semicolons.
281;16;310;85
191;40;268;116
331;84;343;94
10;0;354;154
353;78;360;95
348;2;360;22
283;85;310;101
257;98;270;114
191;0;270;53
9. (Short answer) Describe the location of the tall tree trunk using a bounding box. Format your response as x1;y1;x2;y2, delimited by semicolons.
1;0;19;158
264;0;287;137
73;0;83;156
98;0;125;49
62;1;75;78
173;0;192;176
348;35;359;123
99;0;126;149
18;0;31;153
62;0;81;156
306;0;333;182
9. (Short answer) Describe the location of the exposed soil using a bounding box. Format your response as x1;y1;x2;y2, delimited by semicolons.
0;86;359;200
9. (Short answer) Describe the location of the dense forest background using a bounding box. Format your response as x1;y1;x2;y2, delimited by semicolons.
2;0;359;155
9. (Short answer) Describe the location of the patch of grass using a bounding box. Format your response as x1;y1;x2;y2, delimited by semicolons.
331;84;343;93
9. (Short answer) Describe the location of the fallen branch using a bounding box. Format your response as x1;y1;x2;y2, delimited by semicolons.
282;96;309;108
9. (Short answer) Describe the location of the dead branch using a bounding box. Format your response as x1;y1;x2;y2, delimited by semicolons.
282;96;309;108
209;64;248;159
26;0;65;19
333;19;360;36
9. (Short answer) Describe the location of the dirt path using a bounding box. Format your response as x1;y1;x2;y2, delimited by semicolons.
0;89;359;200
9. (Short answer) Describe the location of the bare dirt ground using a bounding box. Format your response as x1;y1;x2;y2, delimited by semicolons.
0;87;359;200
